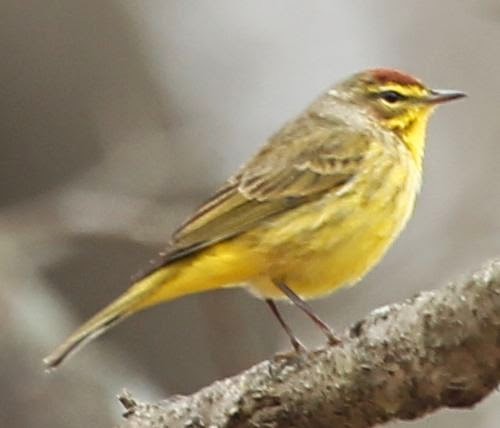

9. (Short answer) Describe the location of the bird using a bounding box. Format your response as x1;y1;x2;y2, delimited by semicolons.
44;68;465;369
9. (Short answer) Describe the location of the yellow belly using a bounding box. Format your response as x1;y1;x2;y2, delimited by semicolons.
245;160;420;300
138;153;420;307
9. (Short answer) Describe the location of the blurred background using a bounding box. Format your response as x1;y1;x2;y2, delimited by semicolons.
1;1;499;426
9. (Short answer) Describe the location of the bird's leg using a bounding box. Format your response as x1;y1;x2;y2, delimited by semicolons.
266;299;305;352
273;280;342;346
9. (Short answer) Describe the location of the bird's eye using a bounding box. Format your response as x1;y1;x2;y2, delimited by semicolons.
379;90;406;104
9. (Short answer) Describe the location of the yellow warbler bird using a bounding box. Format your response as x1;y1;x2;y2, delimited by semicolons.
44;68;465;369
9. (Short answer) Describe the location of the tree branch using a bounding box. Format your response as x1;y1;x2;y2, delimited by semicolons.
120;259;500;428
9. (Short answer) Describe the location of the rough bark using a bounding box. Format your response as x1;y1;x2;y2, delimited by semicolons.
120;259;500;428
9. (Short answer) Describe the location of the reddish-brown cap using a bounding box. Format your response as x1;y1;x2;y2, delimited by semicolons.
365;68;424;88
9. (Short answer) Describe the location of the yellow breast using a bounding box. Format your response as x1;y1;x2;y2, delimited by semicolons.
248;144;421;300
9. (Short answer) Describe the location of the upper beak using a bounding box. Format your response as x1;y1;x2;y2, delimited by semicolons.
423;89;467;104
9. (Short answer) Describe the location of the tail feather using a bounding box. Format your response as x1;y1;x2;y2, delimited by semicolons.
43;310;126;370
44;240;256;370
44;265;179;370
43;287;144;370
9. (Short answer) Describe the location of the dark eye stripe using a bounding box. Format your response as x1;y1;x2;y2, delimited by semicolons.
379;90;406;103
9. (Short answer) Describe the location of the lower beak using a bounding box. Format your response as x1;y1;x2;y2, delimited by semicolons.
424;89;467;104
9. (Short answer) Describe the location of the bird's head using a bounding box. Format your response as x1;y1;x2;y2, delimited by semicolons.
334;68;465;163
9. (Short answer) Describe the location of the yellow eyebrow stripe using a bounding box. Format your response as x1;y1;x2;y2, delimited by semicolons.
370;84;428;98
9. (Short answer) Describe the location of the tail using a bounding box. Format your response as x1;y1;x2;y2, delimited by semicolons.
44;239;259;370
44;264;184;370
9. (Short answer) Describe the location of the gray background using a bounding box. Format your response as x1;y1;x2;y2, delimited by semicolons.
1;1;499;426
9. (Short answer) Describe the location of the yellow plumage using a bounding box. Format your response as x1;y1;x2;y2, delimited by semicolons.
44;68;464;369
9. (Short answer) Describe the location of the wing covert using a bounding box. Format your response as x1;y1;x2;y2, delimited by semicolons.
133;114;369;280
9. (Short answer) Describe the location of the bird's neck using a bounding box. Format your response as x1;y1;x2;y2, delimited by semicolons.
386;112;431;171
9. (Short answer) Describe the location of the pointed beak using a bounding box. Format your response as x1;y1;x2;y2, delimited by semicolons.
423;89;467;104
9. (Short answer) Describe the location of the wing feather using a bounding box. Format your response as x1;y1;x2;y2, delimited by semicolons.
132;114;369;281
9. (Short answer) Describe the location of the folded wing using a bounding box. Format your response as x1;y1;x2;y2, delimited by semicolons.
133;115;368;280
